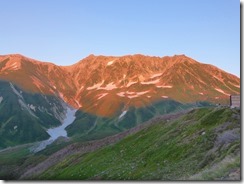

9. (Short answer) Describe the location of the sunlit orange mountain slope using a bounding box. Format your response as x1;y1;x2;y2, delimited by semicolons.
0;54;240;117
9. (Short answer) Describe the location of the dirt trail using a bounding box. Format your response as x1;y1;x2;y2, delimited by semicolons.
20;109;191;179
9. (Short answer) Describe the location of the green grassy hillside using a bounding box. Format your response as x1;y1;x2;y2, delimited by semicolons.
34;107;240;180
66;100;211;141
0;81;66;148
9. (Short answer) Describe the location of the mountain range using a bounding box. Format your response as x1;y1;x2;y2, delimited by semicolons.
0;54;240;148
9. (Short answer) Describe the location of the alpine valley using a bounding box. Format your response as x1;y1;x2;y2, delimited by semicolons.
0;54;240;180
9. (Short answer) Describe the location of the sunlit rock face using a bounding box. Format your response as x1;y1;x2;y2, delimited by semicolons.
0;54;239;117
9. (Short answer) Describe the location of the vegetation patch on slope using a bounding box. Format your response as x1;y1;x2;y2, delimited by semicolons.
66;100;212;141
35;107;240;180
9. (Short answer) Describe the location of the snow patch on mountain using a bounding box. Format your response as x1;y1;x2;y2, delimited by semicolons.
156;85;173;88
97;93;108;100
126;91;136;95
228;82;240;88
118;110;127;119
141;79;160;85
0;96;3;103
117;90;150;98
58;92;65;99
11;65;20;70
2;61;20;71
99;83;117;90
137;91;150;95
213;75;224;82
47;107;76;139
79;86;84;91
28;104;36;111
215;88;230;96
127;95;139;98
233;84;240;88
87;81;117;91
117;92;125;97
126;81;137;87
75;100;82;108
107;60;115;66
150;73;162;78
127;90;150;98
87;81;104;90
31;105;77;153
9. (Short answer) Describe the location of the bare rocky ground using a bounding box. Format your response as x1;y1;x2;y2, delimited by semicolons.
227;168;240;180
20;109;191;179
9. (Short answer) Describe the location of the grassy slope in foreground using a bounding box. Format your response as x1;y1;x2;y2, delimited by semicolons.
66;100;208;141
37;107;240;180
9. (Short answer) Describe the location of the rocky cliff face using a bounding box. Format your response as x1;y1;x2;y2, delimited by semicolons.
0;54;240;117
0;53;240;147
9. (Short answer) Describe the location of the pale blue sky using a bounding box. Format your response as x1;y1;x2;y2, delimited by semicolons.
0;0;240;76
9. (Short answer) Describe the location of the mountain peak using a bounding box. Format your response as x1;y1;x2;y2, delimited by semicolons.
0;54;24;63
170;54;197;64
0;54;59;67
1;53;25;58
0;53;240;117
87;54;96;58
0;55;23;71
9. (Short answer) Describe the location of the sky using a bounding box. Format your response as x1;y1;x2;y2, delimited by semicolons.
0;0;240;76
